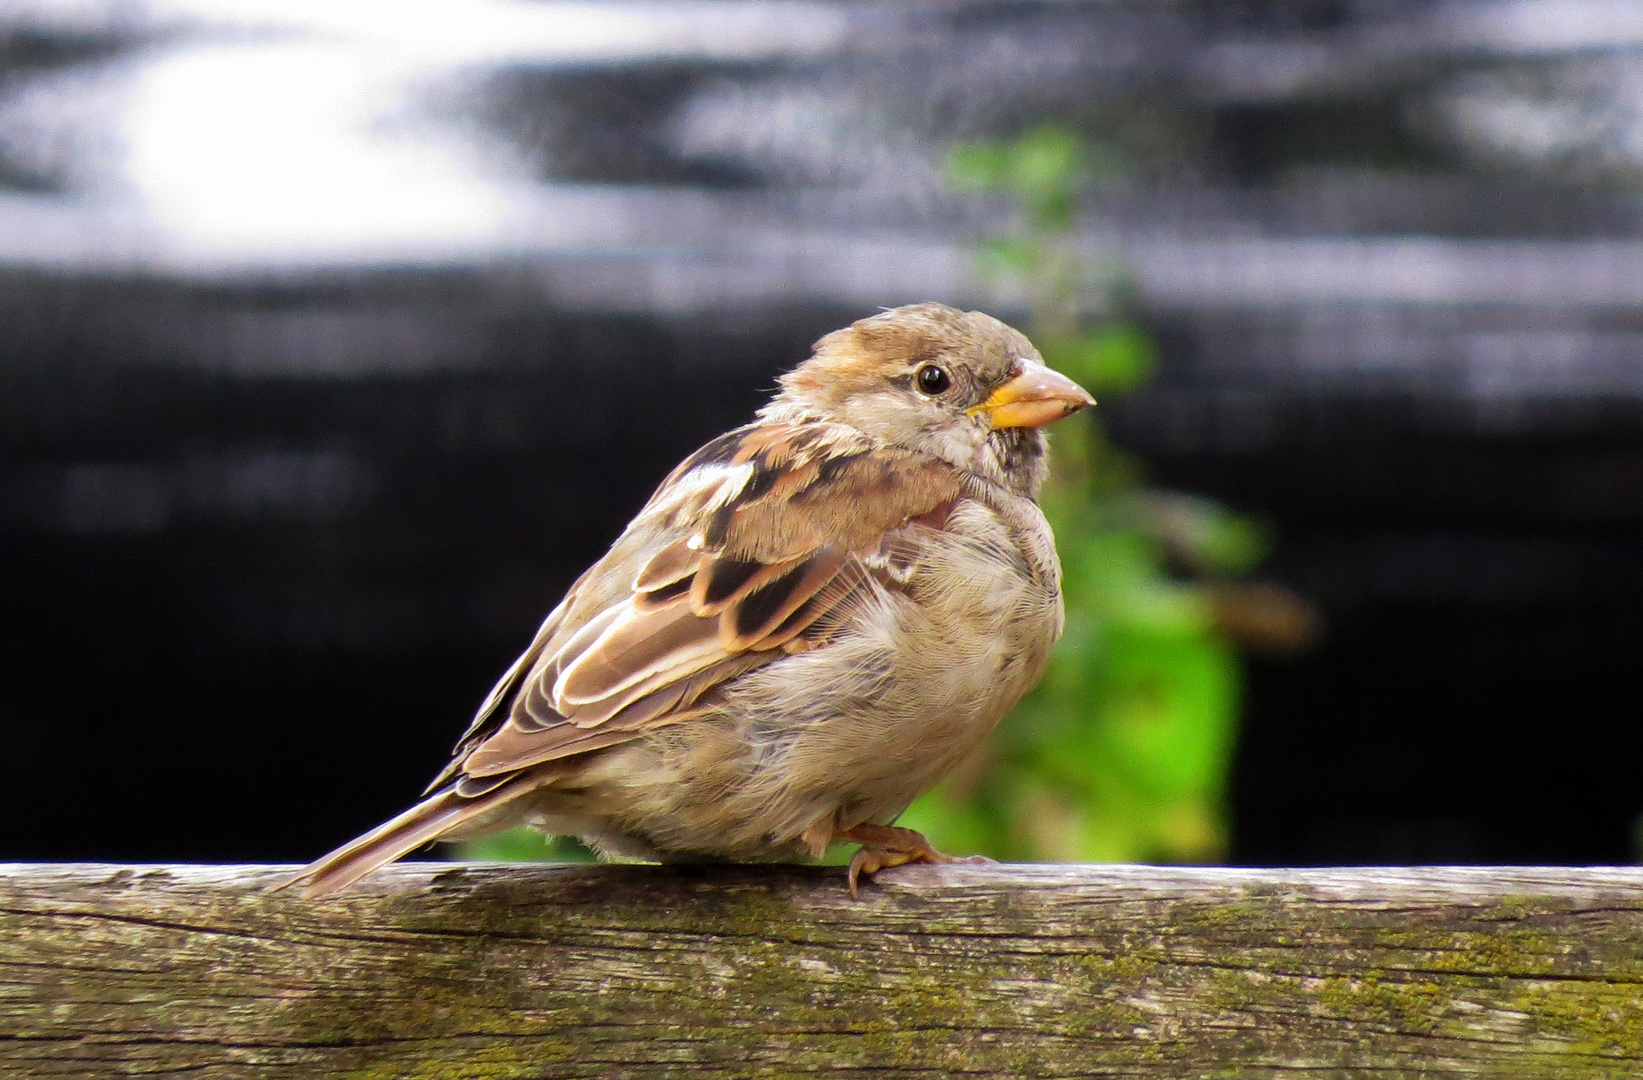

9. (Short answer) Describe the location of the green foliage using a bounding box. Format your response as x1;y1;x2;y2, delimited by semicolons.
899;124;1269;864
455;828;594;863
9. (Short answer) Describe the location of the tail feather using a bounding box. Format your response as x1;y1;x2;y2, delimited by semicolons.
276;774;535;899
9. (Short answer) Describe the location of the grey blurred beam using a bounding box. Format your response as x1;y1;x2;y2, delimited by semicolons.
535;233;1643;313
1194;0;1643;102
5;862;1643;1078
1129;237;1643;309
8;184;1643;312
0;0;859;65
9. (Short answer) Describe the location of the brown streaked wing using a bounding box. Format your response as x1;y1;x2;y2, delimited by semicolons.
459;721;661;779
458;650;771;779
554;600;727;716
437;423;965;790
720;549;847;650
633;535;700;592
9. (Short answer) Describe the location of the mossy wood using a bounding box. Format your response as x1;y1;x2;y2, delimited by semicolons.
5;863;1643;1078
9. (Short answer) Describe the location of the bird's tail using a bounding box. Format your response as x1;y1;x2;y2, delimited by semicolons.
275;773;536;899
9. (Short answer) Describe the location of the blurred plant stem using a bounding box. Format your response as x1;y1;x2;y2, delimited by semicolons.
898;124;1316;865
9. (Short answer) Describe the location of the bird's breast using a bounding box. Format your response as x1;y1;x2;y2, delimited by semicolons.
736;493;1062;829
573;490;1064;861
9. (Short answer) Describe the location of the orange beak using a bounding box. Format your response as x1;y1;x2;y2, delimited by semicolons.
967;358;1096;429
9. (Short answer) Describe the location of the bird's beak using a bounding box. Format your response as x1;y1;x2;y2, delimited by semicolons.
967;359;1096;429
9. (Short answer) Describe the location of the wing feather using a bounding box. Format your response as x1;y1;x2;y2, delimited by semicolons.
555;600;724;713
440;422;965;796
720;549;846;650
633;535;700;592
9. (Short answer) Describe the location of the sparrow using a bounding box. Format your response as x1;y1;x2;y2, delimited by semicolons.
284;302;1093;898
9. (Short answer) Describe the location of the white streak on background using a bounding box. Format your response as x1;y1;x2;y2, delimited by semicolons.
0;0;853;267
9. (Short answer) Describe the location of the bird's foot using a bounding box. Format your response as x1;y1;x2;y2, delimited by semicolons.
835;824;969;898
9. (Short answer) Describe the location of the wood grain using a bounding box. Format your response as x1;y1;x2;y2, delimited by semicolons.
5;862;1643;1078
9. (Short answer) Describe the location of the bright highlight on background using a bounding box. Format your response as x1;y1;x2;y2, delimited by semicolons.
122;40;513;261
0;0;852;269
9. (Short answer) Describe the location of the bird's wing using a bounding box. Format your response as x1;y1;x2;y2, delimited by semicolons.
285;421;966;897
430;421;966;791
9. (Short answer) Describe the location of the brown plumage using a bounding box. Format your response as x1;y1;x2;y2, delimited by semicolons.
282;302;1093;898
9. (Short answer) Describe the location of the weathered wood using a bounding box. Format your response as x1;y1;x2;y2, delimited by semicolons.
4;863;1643;1078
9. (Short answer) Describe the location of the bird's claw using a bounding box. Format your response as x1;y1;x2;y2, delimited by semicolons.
837;824;961;897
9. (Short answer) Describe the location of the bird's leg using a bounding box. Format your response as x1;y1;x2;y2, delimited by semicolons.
834;823;959;897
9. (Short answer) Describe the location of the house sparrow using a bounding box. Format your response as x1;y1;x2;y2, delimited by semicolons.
284;302;1093;898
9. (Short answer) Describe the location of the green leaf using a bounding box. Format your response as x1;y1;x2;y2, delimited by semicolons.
1098;630;1239;800
1005;126;1082;195
947;142;1011;190
450;827;596;863
1075;322;1157;391
1136;492;1271;575
976;236;1045;279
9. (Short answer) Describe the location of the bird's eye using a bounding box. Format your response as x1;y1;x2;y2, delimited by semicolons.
915;364;951;395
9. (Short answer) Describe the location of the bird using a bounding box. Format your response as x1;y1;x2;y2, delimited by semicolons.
282;302;1094;898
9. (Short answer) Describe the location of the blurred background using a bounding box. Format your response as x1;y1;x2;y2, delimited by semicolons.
5;0;1643;867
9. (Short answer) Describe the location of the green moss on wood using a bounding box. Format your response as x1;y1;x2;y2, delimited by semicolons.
5;864;1643;1078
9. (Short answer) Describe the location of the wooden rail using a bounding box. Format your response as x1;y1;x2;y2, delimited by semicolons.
5;862;1643;1078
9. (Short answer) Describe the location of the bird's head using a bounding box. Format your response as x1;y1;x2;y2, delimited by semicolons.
764;303;1095;499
